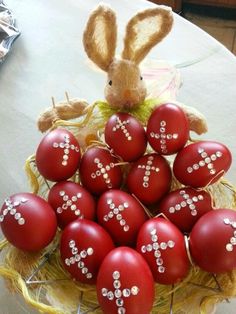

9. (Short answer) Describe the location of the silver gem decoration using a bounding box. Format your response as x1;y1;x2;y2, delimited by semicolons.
138;156;159;188
224;218;236;252
103;199;130;232
113;116;132;141
91;158;114;189
57;191;82;217
0;198;27;225
52;134;79;166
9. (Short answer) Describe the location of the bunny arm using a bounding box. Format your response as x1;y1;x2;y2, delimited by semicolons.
37;99;89;132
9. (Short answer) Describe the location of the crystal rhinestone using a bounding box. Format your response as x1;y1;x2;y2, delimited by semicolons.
106;165;111;171
115;289;122;298
155;134;160;139
80;250;87;258
198;195;204;200
101;168;106;174
145;171;151;176
180;190;185;195
198;148;204;154
103;174;108;180
154;250;161;258
78;261;84;268
82;267;88;274
169;207;175;213
91;173;96;179
232;222;236;228
187;199;193;205
107;199;112;205
75;255;81;262
70;257;76;264
230;237;236;245
160;120;166;126
123;289;131;297
147;244;153;252
71;204;77;210
160;139;166;144
150;229;156;235
113;271;120;280
150;132;155;137
167;134;172;140
175;204;181;211
63;195;69;201
199;160;205;167
110;163;115;168
62;204;67;210
187;167;193;173
124;202;129;208
2;208;8;216
71;145;75;150
69;240;75;248
152;235;158;242
191;209;197;216
10;208;16;215
102;288;108;297
110;203;115;210
226;243;234;252
63;155;69;160
131;286;139;295
118;307;126;314
208;163;214;169
116;298;124;307
216;151;222;157
98;163;103;169
65;258;70;266
87;247;94;256
117;214;122;220
160;242;167;250
66;200;72;206
224;218;230;225
156;258;163;266
86;273;92;279
173;134;178;139
168;240;175;248
114;280;121;289
53;142;59;148
211;154;217;161
141;246;146;253
193;164;199;170
192;197;198;202
158;266;165;273
0;215;4;222
71;196;77;202
201;152;207;158
210;169;216;175
14;213;21;220
143;182;149;188
18;218;25;225
118;205;124;211
128;136;132;141
104;215;108;222
181;201;187;207
205;157;211;164
123;225;129;232
189;204;196;210
234;231;236;237
153;242;159;250
143;176;149;182
75;210;80;216
161;134;166;139
120;219;126;226
107;291;114;300
94;158;99;163
108;212;114;218
72;247;78;255
96;170;101;176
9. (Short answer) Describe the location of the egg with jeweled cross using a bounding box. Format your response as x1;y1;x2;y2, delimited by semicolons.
96;247;155;314
126;153;171;205
173;141;232;188
190;209;236;273
60;219;115;284
159;188;213;232
137;218;190;284
104;112;147;161
79;146;123;195
97;189;148;246
147;103;189;155
48;181;96;229
0;193;57;252
36;128;81;182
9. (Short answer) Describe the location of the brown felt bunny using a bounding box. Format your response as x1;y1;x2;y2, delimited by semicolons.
38;4;207;141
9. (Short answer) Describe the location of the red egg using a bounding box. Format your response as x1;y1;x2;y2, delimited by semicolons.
79;146;123;195
137;218;190;284
97;247;154;314
173;141;232;188
126;153;171;205
0;193;57;252
147;103;189;155
105;112;147;161
97;190;148;246
159;188;213;232
36;128;81;182
60;219;115;284
190;209;236;273
48;181;96;229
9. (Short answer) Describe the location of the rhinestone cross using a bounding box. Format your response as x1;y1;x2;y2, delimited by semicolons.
150;120;178;154
0;198;27;225
168;190;204;216
187;148;222;175
64;240;94;279
56;190;82;217
103;199;130;232
138;156;160;188
101;270;139;314
52;134;80;166
112;117;132;141
141;229;175;273
223;218;236;252
91;158;115;188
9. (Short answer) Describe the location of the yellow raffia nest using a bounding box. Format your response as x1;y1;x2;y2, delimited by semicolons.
1;102;236;314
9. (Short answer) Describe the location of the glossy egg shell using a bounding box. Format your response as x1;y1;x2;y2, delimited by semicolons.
97;247;155;314
159;188;213;232
105;112;147;161
60;219;115;284
127;153;171;205
147;103;189;155
0;193;57;252
190;209;236;273
36;128;81;182
79;147;123;195
97;189;148;246
137;218;190;284
173;141;232;188
48;181;96;229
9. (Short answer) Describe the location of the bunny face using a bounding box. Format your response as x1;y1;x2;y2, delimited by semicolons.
105;59;147;109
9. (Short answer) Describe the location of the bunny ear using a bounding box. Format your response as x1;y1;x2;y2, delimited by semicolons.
83;4;117;72
122;7;173;64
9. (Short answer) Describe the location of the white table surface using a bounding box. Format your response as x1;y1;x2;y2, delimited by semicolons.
0;0;236;313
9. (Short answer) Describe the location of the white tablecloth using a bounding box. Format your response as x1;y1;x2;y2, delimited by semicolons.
0;0;236;313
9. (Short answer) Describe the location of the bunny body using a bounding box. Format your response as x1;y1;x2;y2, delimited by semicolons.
37;4;207;144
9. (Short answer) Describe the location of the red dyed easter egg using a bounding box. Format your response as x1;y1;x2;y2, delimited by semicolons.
159;188;213;232
79;147;123;195
97;189;148;246
60;219;115;284
126;153;171;205
147;103;189;155
36;128;81;182
190;209;236;273
48;181;96;229
0;193;57;252
105;112;147;161
97;247;155;314
137;218;190;284
173;141;232;188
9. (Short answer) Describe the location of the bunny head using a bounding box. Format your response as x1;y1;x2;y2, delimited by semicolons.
83;4;173;110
